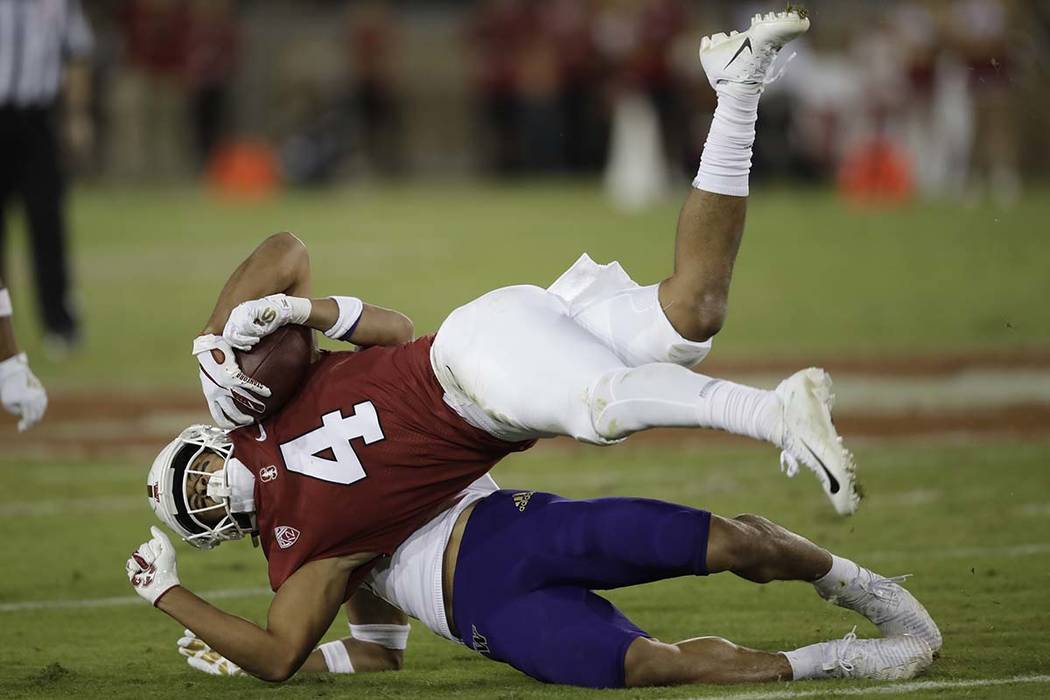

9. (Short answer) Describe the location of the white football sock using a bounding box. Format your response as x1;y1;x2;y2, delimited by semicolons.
591;364;784;445
693;87;761;197
813;554;862;596
781;643;832;681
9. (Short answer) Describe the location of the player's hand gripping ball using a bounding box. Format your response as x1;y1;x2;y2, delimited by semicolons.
126;527;181;606
223;294;311;351
231;325;314;422
178;629;244;677
193;334;271;429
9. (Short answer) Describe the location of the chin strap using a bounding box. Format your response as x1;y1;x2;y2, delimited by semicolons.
232;511;257;534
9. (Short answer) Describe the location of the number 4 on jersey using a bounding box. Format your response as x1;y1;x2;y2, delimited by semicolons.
279;402;385;484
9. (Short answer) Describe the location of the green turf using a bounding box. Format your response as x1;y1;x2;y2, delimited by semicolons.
1;438;1048;699
2;183;1047;697
3;183;1048;389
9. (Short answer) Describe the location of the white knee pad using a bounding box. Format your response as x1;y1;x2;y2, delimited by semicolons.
573;284;712;368
589;364;706;441
589;368;634;441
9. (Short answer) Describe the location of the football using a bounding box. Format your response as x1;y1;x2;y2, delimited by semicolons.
232;324;314;421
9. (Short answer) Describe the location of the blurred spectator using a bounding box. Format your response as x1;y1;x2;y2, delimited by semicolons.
516;33;565;172
597;0;691;169
344;1;405;177
950;0;1021;206
466;0;533;175
894;3;971;198
0;0;93;353
633;0;690;174
896;3;944;195
21;0;1047;192
595;0;694;208
544;0;604;172
185;0;239;171
111;0;189;179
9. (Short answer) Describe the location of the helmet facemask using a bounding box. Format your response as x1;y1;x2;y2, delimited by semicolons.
147;425;256;550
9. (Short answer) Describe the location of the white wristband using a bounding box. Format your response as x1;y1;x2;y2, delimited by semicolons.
324;296;364;342
284;296;313;325
318;640;354;674
349;623;410;650
0;289;11;317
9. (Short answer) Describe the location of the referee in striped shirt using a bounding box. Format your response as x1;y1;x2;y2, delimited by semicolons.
0;0;93;352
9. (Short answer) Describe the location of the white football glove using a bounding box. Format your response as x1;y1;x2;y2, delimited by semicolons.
193;334;271;429
126;526;181;606
0;353;48;432
223;294;311;351
178;629;244;677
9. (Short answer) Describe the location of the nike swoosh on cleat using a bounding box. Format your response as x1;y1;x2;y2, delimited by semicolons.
724;36;753;69
800;437;841;494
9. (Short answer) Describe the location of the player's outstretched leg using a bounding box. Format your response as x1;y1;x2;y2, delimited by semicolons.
589;362;861;515
704;514;941;655
497;492;940;655
455;491;937;687
618;510;939;685
490;492;938;684
579;10;861;515
625;625;933;686
658;9;810;343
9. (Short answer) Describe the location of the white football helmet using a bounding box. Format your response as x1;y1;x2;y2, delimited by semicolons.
146;425;255;549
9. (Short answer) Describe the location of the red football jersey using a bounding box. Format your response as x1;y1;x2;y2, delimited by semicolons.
228;335;533;595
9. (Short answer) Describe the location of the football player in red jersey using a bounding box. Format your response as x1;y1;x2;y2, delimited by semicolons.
130;435;939;687
186;9;858;522
127;8;914;689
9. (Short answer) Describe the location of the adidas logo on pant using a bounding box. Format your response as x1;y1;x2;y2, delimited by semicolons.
513;491;534;512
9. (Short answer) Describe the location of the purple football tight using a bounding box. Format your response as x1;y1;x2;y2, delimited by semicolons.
451;490;712;688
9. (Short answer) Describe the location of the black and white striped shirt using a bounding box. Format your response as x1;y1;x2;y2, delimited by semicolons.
0;0;93;108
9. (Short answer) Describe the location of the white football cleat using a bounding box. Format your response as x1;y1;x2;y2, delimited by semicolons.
820;570;943;654
776;368;861;516
699;8;810;92
819;629;933;681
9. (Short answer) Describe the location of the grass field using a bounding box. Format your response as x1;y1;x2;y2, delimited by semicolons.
1;183;1049;699
4;182;1050;386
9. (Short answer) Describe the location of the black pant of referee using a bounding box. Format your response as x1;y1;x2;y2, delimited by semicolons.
0;105;78;347
0;0;93;349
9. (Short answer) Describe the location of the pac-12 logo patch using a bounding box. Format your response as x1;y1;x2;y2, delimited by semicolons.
260;465;279;482
274;526;300;549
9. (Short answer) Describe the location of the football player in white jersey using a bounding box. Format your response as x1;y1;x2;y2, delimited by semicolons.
149;444;939;688
203;8;858;516
131;10;940;688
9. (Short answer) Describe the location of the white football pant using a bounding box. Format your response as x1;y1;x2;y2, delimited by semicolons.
431;254;715;445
